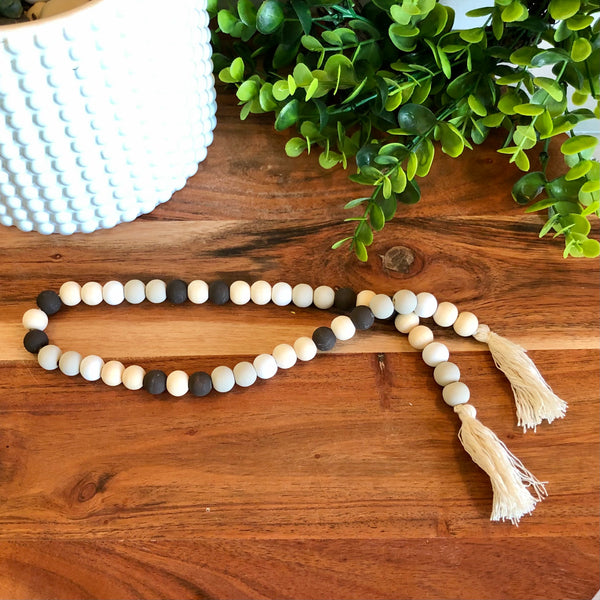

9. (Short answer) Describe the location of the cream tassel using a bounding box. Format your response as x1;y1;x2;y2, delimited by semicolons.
474;324;567;431
454;403;547;525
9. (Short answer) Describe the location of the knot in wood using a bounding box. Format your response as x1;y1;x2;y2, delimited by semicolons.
381;246;416;273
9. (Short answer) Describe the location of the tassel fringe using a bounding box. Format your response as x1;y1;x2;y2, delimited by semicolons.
454;403;547;525
474;324;567;431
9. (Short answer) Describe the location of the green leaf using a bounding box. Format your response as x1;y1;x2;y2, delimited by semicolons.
510;47;541;66
355;221;373;245
236;79;259;102
344;197;370;210
274;99;300;131
272;79;291;101
301;35;324;52
513;149;530;171
370;204;386;231
513;103;545;116
502;1;526;23
561;135;598;155
566;14;594;31
466;7;493;17
436;122;464;158
530;49;570;67
397;104;437;135
581;238;600;258
565;159;592;181
533;77;564;101
229;57;245;82
237;0;257;28
331;237;353;250
525;197;559;213
217;9;239;34
407;152;418;180
397;179;421;204
390;167;407;193
354;240;369;262
290;0;312;35
581;179;600;193
534;109;553;137
549;0;581;21
498;91;521;115
414;139;435;177
481;112;505;127
256;0;285;34
512;171;546;204
571;37;592;62
459;28;484;43
285;137;307;157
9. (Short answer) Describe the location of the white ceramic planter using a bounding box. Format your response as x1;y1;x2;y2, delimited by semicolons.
0;0;217;234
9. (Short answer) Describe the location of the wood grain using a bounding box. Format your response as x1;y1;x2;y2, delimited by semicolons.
0;91;598;600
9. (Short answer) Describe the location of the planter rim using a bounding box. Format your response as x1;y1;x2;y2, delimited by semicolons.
0;0;105;37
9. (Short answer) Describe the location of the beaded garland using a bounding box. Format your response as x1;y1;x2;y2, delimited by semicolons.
22;277;568;524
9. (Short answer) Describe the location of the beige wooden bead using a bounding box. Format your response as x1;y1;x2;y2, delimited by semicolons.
414;292;437;318
407;325;434;350
101;360;125;386
433;361;461;386
122;365;146;390
433;302;459;327
22;308;48;331
356;290;376;307
442;381;471;406
59;281;81;306
394;312;419;334
166;370;189;397
422;342;450;367
453;311;479;337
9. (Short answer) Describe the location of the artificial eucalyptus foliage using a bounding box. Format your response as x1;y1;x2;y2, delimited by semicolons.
210;0;600;260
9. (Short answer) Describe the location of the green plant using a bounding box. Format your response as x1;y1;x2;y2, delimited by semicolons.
210;0;600;260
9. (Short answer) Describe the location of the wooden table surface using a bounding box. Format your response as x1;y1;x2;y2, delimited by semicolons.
1;91;598;600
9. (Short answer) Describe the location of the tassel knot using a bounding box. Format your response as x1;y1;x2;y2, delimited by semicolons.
475;324;567;431
454;403;547;525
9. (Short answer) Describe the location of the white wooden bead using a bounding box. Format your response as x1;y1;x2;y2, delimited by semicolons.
272;282;292;306
292;283;313;308
188;280;209;304
394;312;419;334
102;280;125;306
272;343;297;369
59;281;81;306
101;360;125;386
211;365;235;392
81;281;103;306
230;280;251;305
454;311;479;337
370;294;395;319
253;353;278;379
250;280;271;305
414;292;438;318
122;365;146;390
38;344;61;370
313;285;335;309
79;355;104;381
146;279;167;304
331;315;356;341
167;370;189;397
293;336;317;361
58;350;81;376
433;361;461;386
124;279;146;304
421;342;450;367
442;381;471;406
433;302;458;327
392;289;417;315
356;290;376;307
22;308;48;331
233;361;257;387
407;325;434;350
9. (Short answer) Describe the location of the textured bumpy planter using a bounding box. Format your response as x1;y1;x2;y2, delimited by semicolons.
0;0;217;234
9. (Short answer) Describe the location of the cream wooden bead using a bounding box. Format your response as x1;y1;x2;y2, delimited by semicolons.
331;315;355;341
356;290;376;307
22;308;48;331
392;289;417;315
79;355;104;381
230;280;251;305
433;302;458;327
122;365;146;390
407;325;434;350
442;381;470;406
253;354;278;379
59;281;81;306
369;294;395;319
394;312;419;334
101;360;125;386
433;361;461;386
414;292;438;318
272;343;297;369
313;285;335;309
188;280;209;304
454;311;479;337
81;282;103;306
292;283;313;308
293;336;317;361
234;361;258;387
422;342;450;367
272;282;292;306
124;280;146;304
250;280;271;305
146;279;167;304
38;344;61;370
58;350;81;376
103;281;125;306
167;370;189;397
211;366;235;393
